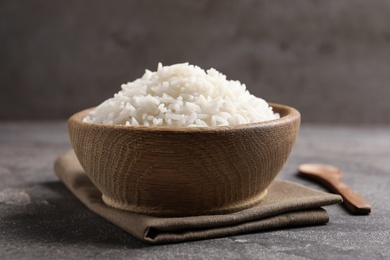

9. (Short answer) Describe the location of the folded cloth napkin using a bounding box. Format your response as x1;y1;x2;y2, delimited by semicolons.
54;150;342;244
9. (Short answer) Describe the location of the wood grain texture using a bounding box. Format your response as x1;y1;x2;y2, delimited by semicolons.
68;103;300;217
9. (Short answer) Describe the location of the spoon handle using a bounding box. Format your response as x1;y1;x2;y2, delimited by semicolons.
298;171;371;215
327;179;371;215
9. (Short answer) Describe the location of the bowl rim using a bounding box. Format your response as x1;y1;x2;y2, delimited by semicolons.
68;102;300;133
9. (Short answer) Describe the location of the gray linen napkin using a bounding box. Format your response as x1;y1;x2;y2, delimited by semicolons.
54;150;342;244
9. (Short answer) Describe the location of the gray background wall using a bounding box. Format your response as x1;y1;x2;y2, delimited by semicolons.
1;0;390;124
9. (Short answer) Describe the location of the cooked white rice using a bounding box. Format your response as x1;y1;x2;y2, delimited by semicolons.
83;63;279;127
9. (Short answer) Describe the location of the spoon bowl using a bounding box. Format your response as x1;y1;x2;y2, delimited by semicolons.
299;164;342;179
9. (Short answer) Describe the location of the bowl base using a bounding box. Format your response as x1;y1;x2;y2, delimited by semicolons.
102;188;268;217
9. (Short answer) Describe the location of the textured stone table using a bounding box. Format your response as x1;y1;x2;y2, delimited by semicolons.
0;122;389;259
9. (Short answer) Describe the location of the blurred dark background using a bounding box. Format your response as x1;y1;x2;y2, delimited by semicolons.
1;0;390;124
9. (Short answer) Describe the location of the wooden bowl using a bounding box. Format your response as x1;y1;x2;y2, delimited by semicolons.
68;103;300;217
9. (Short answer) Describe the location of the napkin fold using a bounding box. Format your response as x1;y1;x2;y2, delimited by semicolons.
54;150;342;244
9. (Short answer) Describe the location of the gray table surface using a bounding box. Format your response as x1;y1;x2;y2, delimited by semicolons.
0;122;389;259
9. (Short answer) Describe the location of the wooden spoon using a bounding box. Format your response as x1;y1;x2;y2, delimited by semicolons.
298;164;371;215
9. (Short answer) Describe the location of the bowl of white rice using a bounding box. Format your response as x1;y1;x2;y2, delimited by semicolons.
68;63;300;217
